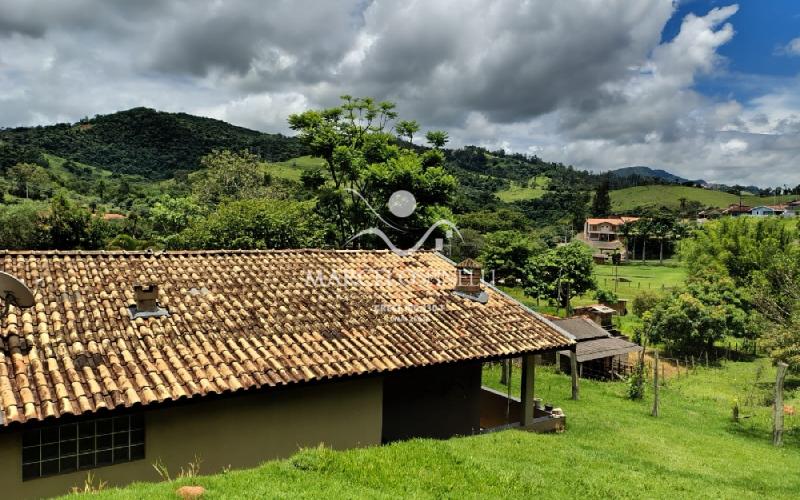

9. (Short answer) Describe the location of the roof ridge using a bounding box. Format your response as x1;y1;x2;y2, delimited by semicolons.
0;248;442;256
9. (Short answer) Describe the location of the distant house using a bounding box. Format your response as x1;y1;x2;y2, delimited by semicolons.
697;208;722;220
552;316;642;379
750;206;781;216
722;204;752;217
581;217;638;259
0;250;574;498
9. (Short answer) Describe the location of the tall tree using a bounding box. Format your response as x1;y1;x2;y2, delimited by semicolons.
289;96;456;247
425;130;449;149
193;150;267;204
396;120;420;144
635;218;652;263
479;230;542;283
7;162;51;199
524;241;596;312
591;176;612;216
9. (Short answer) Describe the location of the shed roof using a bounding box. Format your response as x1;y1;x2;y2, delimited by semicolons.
552;317;609;341
571;336;643;362
0;249;573;427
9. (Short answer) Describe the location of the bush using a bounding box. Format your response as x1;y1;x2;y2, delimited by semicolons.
632;290;661;316
627;362;646;400
594;288;618;304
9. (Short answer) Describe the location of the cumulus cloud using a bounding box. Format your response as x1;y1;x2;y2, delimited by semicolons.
780;37;800;57
0;0;798;186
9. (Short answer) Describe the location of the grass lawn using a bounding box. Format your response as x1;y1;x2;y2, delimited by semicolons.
611;185;797;213
593;260;687;299
69;360;800;499
499;260;687;318
496;175;549;202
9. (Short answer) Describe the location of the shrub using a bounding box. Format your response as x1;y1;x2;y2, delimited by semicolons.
632;290;661;316
594;288;618;304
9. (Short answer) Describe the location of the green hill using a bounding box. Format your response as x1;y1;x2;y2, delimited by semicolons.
68;360;799;499
496;175;550;202
0;108;307;179
611;185;797;212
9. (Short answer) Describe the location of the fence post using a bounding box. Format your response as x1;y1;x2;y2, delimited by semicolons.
652;351;660;417
773;362;789;446
570;350;579;401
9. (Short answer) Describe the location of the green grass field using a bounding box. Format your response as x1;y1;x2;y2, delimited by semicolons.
496;175;549;202
611;185;797;213
69;360;800;499
499;260;687;317
594;261;687;299
264;155;326;181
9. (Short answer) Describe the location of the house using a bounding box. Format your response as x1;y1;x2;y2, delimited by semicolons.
750;205;788;217
722;204;752;217
697;208;722;220
552;317;642;379
0;250;574;498
583;217;638;243
581;217;638;259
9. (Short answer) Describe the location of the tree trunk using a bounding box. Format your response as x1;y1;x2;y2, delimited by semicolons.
500;359;510;385
659;239;664;265
642;238;647;263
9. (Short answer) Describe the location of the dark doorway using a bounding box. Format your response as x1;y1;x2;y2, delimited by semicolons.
381;362;481;443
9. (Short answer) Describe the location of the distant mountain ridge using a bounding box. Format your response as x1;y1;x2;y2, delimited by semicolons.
608;166;705;186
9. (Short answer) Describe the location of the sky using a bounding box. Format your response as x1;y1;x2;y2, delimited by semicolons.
0;0;799;187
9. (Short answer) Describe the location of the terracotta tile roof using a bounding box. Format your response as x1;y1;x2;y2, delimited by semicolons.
0;250;573;427
585;217;639;226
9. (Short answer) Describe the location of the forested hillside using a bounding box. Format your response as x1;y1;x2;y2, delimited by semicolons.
0;107;605;251
0;105;794;257
0;108;307;178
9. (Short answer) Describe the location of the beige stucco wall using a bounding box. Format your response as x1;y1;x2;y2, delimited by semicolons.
0;377;383;499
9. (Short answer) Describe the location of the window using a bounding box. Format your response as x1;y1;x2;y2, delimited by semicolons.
22;414;144;480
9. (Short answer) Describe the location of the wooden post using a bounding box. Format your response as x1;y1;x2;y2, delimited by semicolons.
773;362;789;446
570;350;579;401
651;351;660;417
520;354;536;427
500;359;510;385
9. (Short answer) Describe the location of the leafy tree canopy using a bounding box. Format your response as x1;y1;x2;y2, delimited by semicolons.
289;96;456;247
479;230;543;282
524;241;596;310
